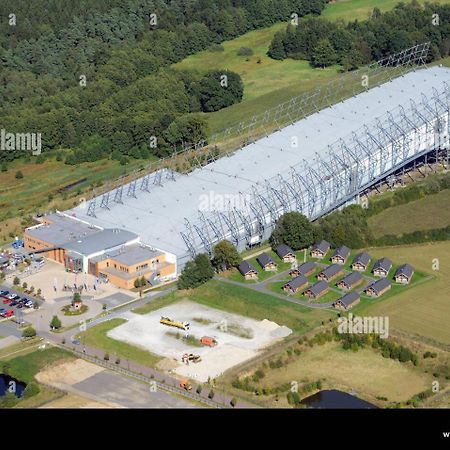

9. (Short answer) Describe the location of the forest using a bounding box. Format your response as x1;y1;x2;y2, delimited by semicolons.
0;0;329;165
268;1;450;69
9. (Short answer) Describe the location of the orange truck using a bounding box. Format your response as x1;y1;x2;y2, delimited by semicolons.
200;336;218;347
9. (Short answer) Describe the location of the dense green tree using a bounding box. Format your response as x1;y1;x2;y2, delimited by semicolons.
22;326;37;338
212;240;242;271
270;212;315;251
311;39;338;68
178;253;214;289
50;315;62;330
198;71;244;112
267;31;287;60
164;114;207;147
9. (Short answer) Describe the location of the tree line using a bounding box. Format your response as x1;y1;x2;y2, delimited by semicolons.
0;0;329;165
268;1;450;69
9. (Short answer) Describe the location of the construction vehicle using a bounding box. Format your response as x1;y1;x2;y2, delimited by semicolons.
160;316;190;331
180;380;192;391
182;353;202;364
200;336;218;347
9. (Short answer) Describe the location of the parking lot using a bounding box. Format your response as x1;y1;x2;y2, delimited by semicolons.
0;285;39;322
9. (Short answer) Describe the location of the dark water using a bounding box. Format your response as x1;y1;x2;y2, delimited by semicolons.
0;374;27;398
301;390;377;409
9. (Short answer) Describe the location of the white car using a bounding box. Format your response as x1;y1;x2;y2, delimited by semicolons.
7;293;16;300
25;300;34;308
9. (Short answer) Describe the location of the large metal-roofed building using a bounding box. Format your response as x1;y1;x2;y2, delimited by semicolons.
67;49;450;271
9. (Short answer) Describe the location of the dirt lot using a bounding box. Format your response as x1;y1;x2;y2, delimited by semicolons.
109;300;292;382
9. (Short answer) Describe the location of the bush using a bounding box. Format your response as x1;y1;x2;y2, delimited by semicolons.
15;171;24;179
208;389;215;399
230;397;237;407
196;385;203;395
286;391;300;406
22;327;37;338
104;352;110;361
13;276;20;286
237;47;254;56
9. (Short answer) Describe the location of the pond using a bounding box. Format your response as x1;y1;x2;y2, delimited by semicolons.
301;390;377;409
0;374;27;398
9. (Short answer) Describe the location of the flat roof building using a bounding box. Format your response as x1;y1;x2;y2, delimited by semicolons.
64;66;450;269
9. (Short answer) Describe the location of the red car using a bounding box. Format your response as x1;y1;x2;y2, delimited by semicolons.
2;310;14;318
2;298;11;304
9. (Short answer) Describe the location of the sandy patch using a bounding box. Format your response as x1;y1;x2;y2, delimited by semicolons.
35;358;105;388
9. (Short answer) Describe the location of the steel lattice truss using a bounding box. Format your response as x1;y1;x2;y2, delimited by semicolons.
85;44;429;218
182;81;450;257
211;42;430;147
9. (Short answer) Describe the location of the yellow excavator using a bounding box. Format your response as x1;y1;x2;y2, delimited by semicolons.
160;316;190;331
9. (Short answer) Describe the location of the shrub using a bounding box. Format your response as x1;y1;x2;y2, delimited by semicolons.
15;171;24;179
22;327;37;338
237;47;254;56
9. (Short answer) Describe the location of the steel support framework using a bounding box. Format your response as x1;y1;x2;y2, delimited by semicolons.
85;44;429;219
182;81;450;255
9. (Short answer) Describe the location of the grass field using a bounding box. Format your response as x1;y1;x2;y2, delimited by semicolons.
174;0;450;135
182;279;336;333
76;318;162;368
321;0;450;21
0;156;152;245
368;189;450;238
361;242;450;346
256;341;433;406
1;346;75;408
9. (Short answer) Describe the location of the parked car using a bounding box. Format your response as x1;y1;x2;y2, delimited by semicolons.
2;310;14;318
9;301;18;307
0;290;9;296
16;303;23;309
2;298;11;304
25;301;34;308
12;295;20;301
7;293;15;300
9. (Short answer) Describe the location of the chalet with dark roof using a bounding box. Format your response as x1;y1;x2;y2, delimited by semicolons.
275;244;296;263
317;263;343;282
331;246;351;265
372;258;392;277
311;240;330;259
365;278;391;297
304;280;329;299
282;275;308;294
333;291;360;310
394;264;414;284
238;261;258;280
337;271;364;290
290;261;316;278
256;252;277;272
351;252;371;272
